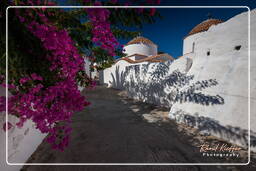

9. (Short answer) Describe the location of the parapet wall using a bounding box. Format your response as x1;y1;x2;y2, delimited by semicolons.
0;87;47;171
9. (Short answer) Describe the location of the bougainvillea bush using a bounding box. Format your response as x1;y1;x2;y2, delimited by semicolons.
0;0;161;150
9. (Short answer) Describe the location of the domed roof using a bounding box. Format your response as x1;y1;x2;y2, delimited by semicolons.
187;18;223;37
126;36;156;46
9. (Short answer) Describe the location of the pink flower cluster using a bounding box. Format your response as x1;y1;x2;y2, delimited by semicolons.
27;22;84;79
23;18;89;150
1;0;161;151
84;0;161;56
2;74;90;151
86;2;119;56
1;2;91;150
19;73;43;84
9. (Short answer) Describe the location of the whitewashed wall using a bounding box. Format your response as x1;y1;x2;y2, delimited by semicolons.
170;9;255;150
183;32;205;54
102;60;147;89
102;56;189;105
102;10;256;151
0;87;47;171
124;43;157;56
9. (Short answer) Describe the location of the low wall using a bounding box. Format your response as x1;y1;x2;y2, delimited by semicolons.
0;87;47;171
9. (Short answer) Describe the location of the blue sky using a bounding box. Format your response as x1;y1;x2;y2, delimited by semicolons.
117;0;256;58
57;0;256;58
123;7;249;58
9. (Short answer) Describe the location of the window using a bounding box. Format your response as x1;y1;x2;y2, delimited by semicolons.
207;51;210;56
192;42;195;53
234;45;241;51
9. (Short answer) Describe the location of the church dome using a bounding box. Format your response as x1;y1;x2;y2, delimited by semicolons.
187;18;223;37
124;36;158;56
126;36;156;46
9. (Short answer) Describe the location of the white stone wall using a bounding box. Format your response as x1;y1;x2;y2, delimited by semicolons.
102;9;256;151
183;32;205;54
101;57;188;105
170;9;254;150
0;87;47;171
102;60;147;89
124;43;157;56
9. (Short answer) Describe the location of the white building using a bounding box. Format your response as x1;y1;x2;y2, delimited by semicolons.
183;18;223;55
101;9;256;151
169;11;255;151
124;36;158;57
0;10;254;170
99;36;175;88
123;36;174;62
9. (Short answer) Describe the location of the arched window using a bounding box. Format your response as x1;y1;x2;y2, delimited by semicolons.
192;42;195;53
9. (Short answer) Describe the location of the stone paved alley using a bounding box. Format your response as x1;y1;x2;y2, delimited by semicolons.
22;86;255;171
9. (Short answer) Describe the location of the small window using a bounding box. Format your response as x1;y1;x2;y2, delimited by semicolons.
192;42;195;53
234;45;241;51
207;51;210;56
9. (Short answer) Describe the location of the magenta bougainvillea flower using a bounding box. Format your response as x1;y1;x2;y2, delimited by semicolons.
86;1;119;56
0;0;91;151
1;0;161;151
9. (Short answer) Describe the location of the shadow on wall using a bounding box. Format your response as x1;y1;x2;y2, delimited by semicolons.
171;77;224;106
118;61;224;107
109;62;254;150
109;65;126;89
170;109;256;148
